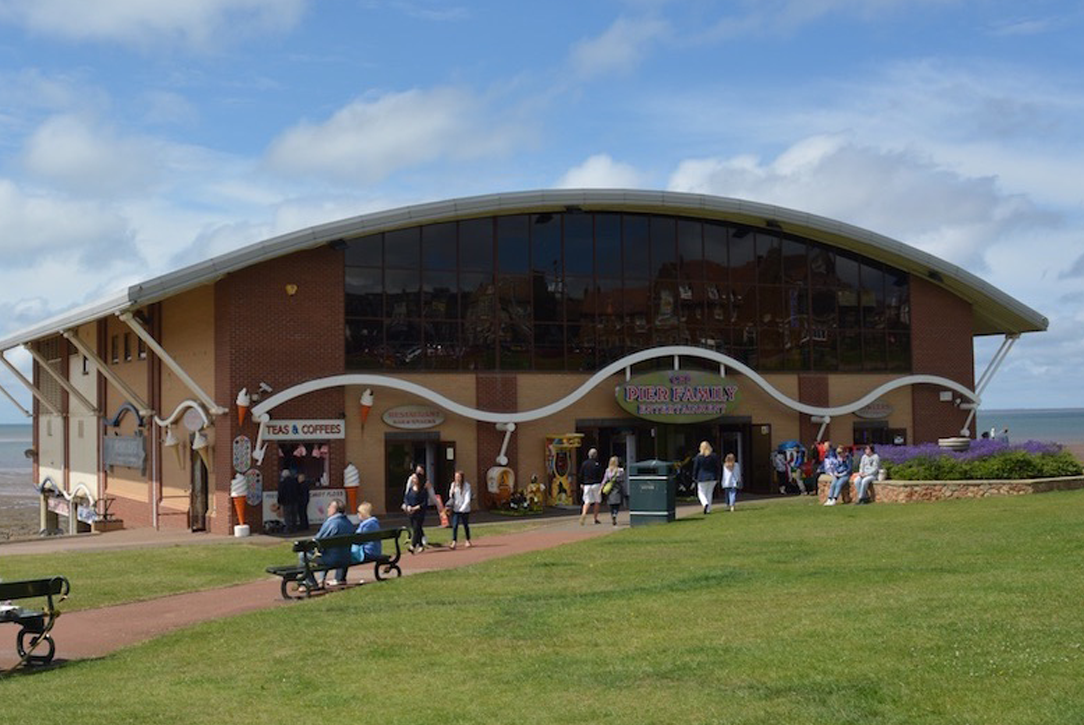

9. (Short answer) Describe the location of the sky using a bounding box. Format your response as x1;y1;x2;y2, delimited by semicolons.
0;0;1082;423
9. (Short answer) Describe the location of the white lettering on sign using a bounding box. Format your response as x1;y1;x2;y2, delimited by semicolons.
262;419;346;440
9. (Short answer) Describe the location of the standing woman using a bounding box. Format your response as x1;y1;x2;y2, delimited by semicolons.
692;441;721;514
602;456;625;526
721;453;742;512
448;470;473;549
403;472;428;553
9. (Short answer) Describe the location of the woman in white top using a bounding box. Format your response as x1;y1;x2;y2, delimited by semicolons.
448;470;473;549
721;453;742;512
855;445;881;504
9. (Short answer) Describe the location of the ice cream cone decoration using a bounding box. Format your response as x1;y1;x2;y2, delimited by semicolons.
343;462;360;512
192;430;212;471
163;426;185;470
229;473;248;525
236;387;250;426
360;388;374;427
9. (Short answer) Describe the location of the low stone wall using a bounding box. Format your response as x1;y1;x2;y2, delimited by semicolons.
817;475;1084;504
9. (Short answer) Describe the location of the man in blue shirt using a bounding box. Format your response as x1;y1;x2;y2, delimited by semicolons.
299;499;355;589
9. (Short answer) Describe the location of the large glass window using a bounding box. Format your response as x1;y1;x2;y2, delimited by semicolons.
345;211;911;373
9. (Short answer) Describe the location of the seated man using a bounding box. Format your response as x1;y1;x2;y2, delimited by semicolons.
298;499;355;590
350;501;382;578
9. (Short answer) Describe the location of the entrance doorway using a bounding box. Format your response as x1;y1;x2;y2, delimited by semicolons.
384;437;456;512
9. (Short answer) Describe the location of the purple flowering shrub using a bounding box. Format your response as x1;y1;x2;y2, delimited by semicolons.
881;439;1082;480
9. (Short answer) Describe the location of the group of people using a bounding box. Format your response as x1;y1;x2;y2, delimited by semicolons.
578;448;626;526
821;442;881;506
276;468;312;533
403;465;473;554
297;497;384;592
692;440;742;514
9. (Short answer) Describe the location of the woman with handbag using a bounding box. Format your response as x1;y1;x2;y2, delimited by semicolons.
602;456;625;526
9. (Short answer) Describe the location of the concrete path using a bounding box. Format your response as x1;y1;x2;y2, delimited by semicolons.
2;506;711;668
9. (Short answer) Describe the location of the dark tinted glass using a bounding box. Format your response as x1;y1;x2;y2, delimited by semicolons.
345;319;384;369
595;214;621;277
386;319;423;370
651;216;677;279
564;214;594;276
565;276;591;326
345;233;382;267
757;233;783;284
531;213;561;276
422;270;457;319
385;269;419;318
863;331;886;370
677;219;702;273
782;239;808;284
729;227;755;284
460;218;493;271
385;227;420;269
860;262;885;329
497;215;529;273
623;215;649;279
534;324;565;370
345;268;382;317
422;222;456;270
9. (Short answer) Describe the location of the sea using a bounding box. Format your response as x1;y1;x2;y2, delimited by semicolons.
1;409;1083;506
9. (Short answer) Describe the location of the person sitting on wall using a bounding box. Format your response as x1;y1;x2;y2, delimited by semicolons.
823;446;852;506
350;501;382;583
299;499;355;591
854;444;881;505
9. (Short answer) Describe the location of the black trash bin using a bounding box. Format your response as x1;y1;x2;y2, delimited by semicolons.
627;459;676;527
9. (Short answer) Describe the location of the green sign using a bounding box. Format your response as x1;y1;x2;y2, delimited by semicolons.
615;370;739;423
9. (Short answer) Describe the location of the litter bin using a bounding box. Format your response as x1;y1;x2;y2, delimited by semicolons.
627;459;676;527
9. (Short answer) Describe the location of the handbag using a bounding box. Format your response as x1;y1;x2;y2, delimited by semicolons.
602;470;615;495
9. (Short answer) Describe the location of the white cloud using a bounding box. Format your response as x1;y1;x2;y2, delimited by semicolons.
265;87;527;184
556;154;646;189
143;91;199;126
21;115;160;196
0;0;306;50
0;179;138;265
569;16;670;79
667;134;1057;273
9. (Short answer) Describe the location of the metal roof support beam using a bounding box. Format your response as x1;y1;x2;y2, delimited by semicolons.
0;351;61;416
62;330;153;418
976;334;1019;397
0;380;32;417
118;312;227;416
25;346;98;414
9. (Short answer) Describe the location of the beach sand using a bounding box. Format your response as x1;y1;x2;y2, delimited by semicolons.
0;501;40;542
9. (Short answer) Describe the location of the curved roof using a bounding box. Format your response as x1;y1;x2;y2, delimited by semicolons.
0;189;1047;349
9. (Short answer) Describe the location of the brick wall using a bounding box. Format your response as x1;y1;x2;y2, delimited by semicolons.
798;374;830;444
213;246;345;534
909;276;975;443
475;373;518;507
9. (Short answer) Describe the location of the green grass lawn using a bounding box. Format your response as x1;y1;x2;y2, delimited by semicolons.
0;519;551;611
3;492;1083;724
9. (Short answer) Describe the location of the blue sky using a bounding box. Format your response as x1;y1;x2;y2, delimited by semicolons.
0;0;1082;423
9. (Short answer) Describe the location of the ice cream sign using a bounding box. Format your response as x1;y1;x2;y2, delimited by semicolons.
263;419;346;440
616;370;739;423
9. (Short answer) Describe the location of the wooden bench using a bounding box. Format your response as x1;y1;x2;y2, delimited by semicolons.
266;527;407;600
0;576;70;669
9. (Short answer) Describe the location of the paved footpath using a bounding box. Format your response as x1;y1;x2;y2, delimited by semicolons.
2;507;705;668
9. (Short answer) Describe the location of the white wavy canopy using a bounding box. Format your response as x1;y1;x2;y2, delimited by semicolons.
251;346;979;424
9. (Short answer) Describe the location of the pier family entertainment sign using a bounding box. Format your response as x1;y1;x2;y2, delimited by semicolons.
616;370;739;423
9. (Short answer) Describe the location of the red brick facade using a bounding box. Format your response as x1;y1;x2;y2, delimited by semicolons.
909;277;975;442
798;374;830;444
211;247;346;534
475;374;518;507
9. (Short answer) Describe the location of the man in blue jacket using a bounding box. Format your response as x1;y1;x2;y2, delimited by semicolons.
299;499;355;589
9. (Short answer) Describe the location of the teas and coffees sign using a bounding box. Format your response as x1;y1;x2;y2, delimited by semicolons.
616;370;739;423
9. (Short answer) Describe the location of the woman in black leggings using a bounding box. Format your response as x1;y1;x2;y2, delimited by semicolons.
403;474;427;553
